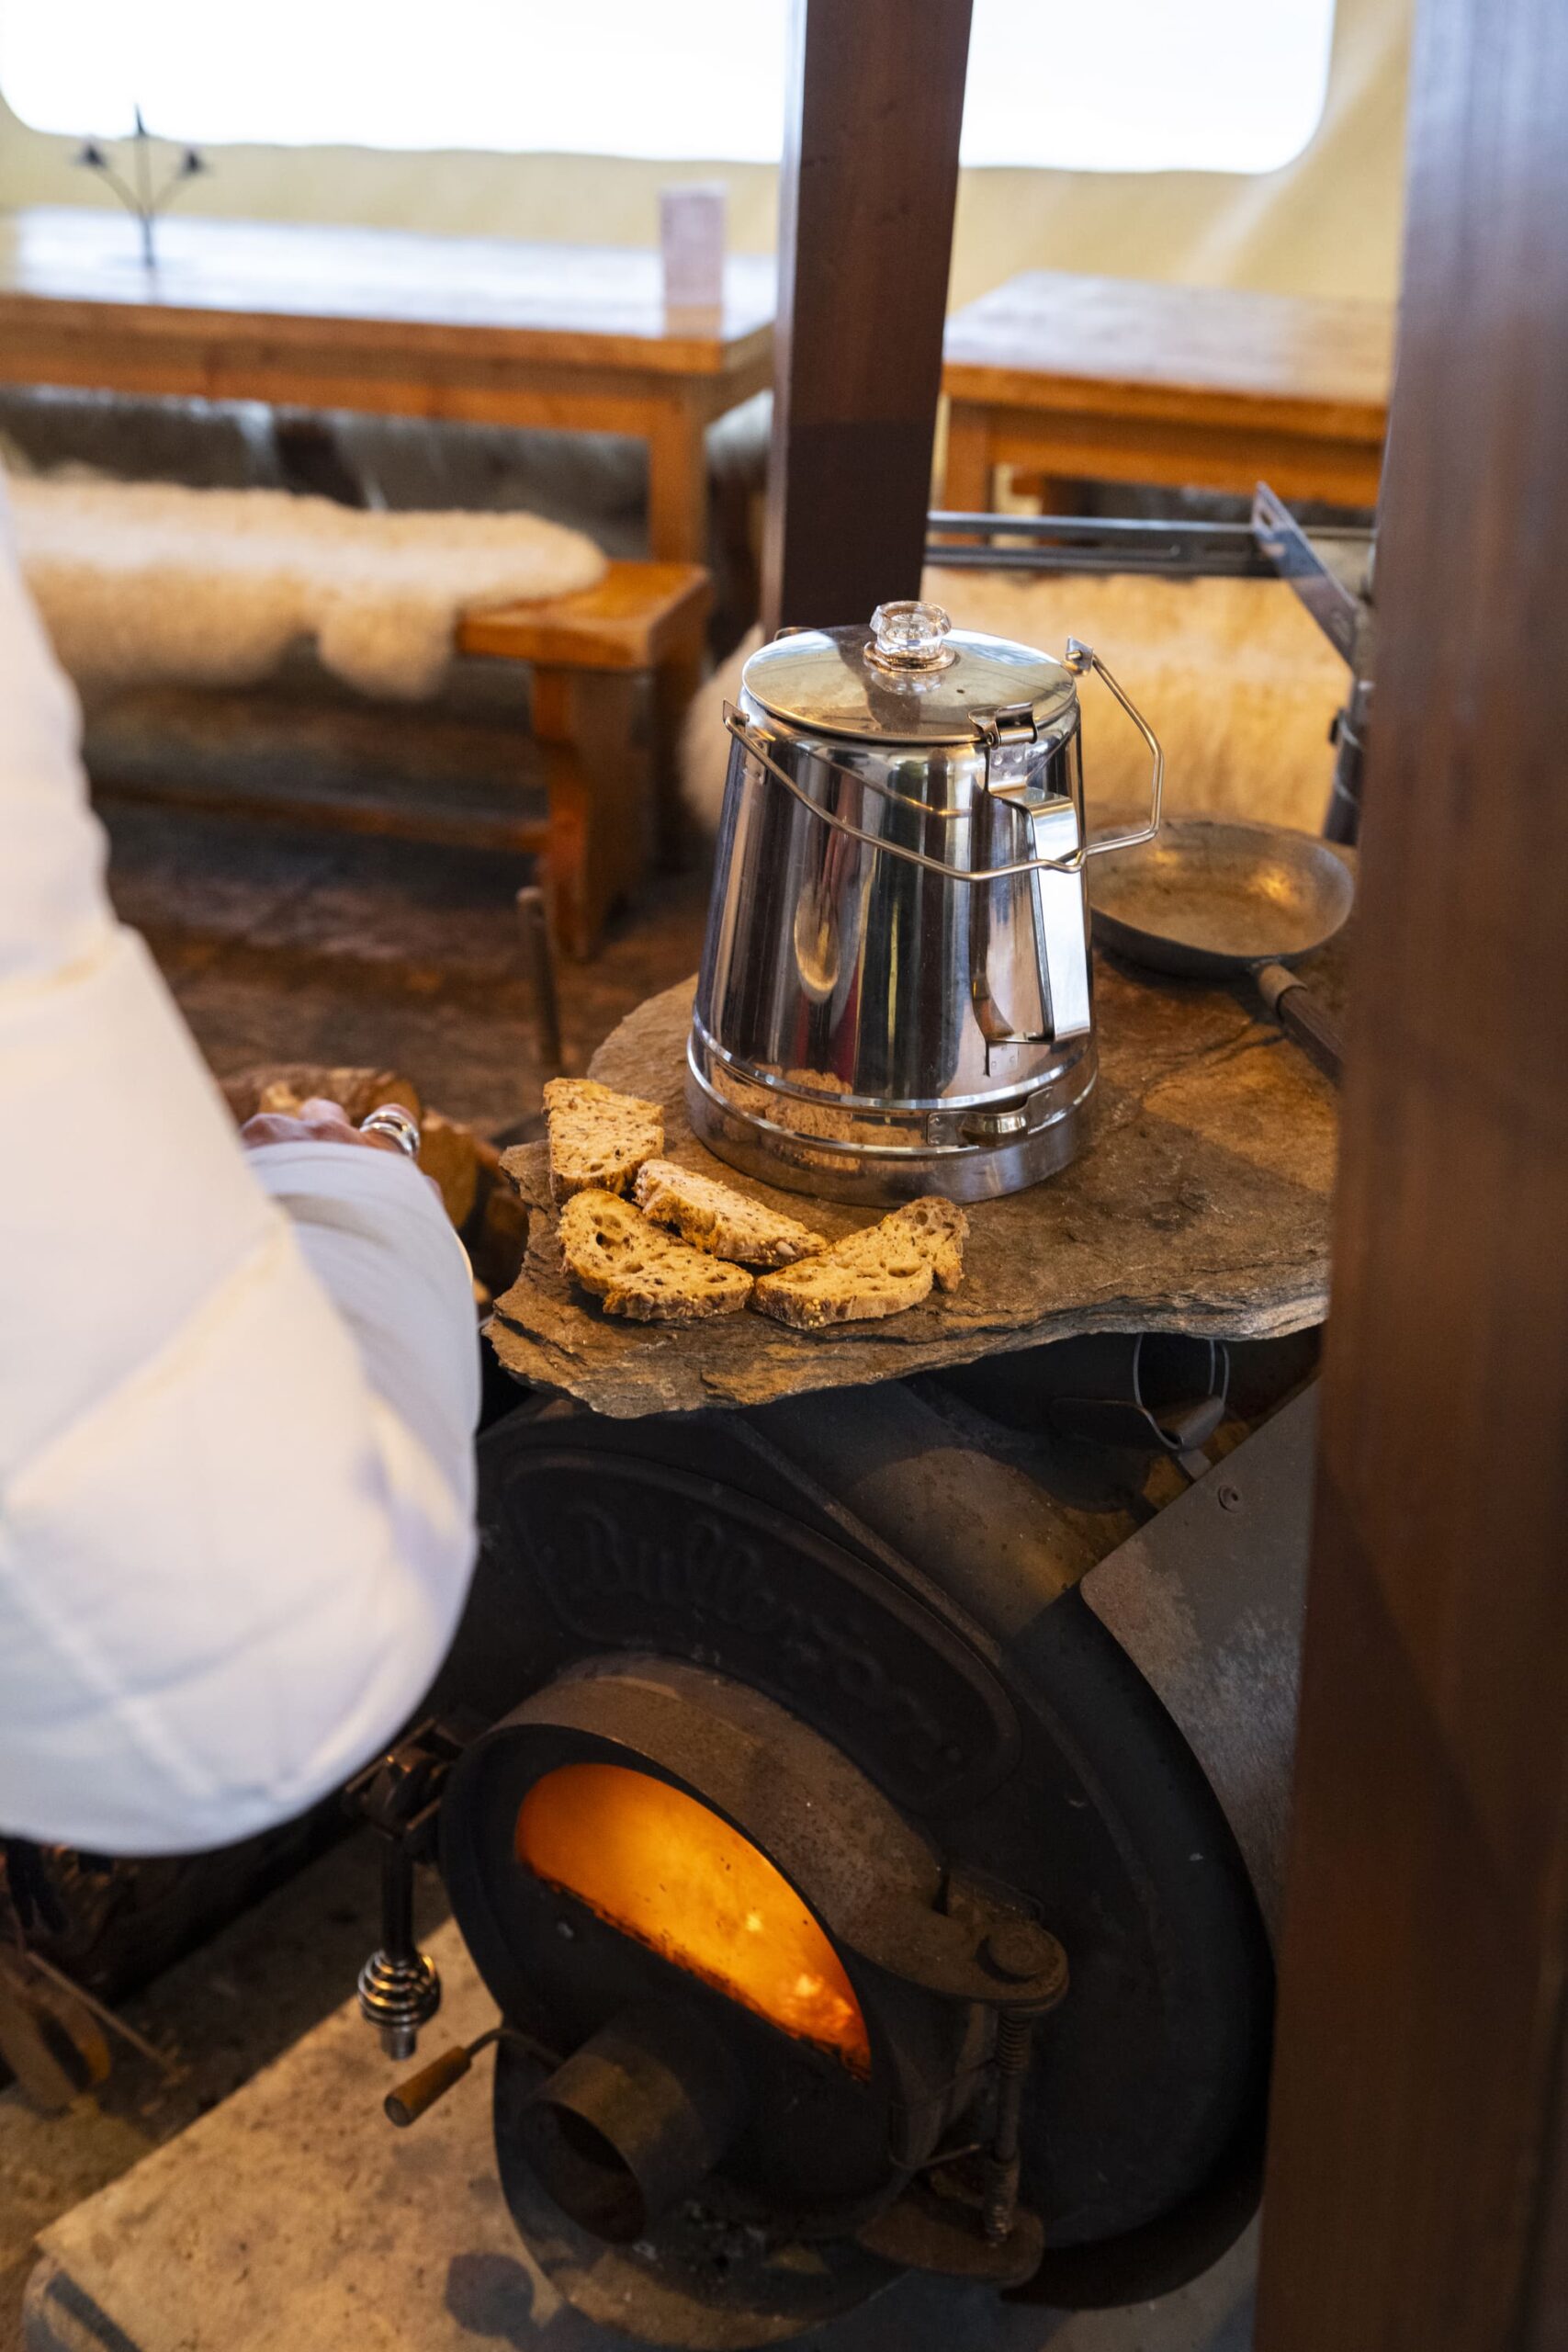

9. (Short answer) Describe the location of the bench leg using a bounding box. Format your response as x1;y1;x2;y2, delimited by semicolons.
533;668;648;959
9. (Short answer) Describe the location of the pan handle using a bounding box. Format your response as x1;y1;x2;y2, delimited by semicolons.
1257;965;1344;1083
1064;640;1165;858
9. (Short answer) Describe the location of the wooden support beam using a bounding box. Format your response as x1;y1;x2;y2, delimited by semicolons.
1256;1;1568;2344
761;0;973;634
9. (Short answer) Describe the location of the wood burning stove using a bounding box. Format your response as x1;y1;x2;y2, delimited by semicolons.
367;1353;1300;2346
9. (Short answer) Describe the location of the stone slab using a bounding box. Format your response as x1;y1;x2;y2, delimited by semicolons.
490;939;1347;1418
25;1920;1256;2352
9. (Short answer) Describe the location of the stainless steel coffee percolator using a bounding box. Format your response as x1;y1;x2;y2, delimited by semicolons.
686;598;1163;1203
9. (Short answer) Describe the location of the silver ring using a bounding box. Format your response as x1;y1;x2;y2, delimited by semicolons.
359;1103;422;1159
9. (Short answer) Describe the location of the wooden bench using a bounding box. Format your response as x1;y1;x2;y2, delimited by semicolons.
91;558;710;962
458;560;709;956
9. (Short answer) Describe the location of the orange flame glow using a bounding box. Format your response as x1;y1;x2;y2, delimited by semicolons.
515;1761;871;2079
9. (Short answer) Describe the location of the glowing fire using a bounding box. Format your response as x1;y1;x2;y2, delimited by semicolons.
515;1761;871;2079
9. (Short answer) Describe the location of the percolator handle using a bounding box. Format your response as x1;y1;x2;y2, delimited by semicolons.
1064;640;1165;857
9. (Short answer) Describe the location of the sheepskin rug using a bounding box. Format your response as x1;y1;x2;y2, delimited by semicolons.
683;569;1348;839
10;477;608;702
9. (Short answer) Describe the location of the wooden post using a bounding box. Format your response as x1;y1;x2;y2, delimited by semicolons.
761;0;974;635
1256;1;1568;2345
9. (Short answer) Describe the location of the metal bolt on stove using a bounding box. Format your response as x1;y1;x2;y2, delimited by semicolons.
978;1918;1061;2244
984;2011;1037;2244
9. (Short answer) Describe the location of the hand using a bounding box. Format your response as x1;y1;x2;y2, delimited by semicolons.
241;1095;412;1160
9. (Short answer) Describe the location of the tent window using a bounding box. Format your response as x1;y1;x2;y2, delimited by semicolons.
1;1;1336;177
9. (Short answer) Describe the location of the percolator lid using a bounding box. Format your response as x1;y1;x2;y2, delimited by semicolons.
740;599;1077;745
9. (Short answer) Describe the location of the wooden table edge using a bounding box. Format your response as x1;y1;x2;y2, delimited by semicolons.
942;366;1388;443
0;289;774;379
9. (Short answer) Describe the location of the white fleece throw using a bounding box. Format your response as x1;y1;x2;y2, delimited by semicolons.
683;570;1349;840
9;478;608;702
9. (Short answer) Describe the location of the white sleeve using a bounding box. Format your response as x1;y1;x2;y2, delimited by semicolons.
0;469;480;1856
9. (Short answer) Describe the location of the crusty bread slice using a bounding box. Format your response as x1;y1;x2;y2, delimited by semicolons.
559;1189;753;1322
750;1197;968;1329
545;1078;663;1204
886;1194;968;1292
633;1159;829;1268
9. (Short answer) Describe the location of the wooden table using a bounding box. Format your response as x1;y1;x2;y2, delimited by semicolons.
942;270;1393;511
0;208;776;562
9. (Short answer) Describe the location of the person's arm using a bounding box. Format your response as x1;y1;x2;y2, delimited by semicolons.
0;473;479;1855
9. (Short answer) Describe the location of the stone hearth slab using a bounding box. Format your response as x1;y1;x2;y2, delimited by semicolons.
25;1919;1255;2352
490;938;1346;1418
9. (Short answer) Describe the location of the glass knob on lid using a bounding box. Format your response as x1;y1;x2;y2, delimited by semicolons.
866;599;954;673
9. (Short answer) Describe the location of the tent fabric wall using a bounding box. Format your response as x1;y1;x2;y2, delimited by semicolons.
0;0;1411;307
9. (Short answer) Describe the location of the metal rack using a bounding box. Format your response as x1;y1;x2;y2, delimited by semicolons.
926;485;1375;843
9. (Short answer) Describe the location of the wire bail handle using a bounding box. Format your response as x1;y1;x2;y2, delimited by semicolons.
723;637;1162;880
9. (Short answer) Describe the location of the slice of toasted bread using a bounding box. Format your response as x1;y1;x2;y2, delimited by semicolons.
750;1196;968;1329
886;1194;968;1292
545;1078;663;1204
633;1159;829;1268
559;1189;753;1322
